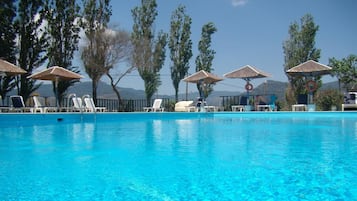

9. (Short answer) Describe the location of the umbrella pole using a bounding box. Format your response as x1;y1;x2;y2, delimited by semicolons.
246;88;250;111
55;76;59;109
246;88;249;105
306;77;316;111
245;79;251;111
308;92;313;104
185;81;188;101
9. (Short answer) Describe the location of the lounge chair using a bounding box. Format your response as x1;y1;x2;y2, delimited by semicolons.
204;105;219;112
10;95;31;112
257;95;277;111
342;92;357;111
202;98;220;112
186;98;218;112
32;96;57;113
175;100;194;112
292;94;308;111
194;97;208;112
72;97;86;112
231;96;249;112
83;96;106;112
143;99;164;112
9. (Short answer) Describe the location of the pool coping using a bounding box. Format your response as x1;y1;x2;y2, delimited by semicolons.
0;111;356;126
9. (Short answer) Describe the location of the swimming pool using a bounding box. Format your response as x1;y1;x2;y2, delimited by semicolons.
0;112;356;200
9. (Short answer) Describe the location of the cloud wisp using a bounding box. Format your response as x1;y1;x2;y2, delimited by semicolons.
232;0;248;7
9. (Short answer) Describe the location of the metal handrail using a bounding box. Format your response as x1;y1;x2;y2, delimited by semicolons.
66;93;77;112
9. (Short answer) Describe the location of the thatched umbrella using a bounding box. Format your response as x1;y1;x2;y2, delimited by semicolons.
0;59;27;76
224;65;270;81
286;60;332;77
28;66;82;107
286;60;332;105
183;70;223;99
224;65;270;105
183;70;223;84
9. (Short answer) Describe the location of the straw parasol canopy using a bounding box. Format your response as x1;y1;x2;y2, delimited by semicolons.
28;66;82;107
224;65;270;81
0;59;27;76
183;70;223;84
28;66;82;81
224;64;271;95
286;60;332;77
286;60;332;105
183;70;223;99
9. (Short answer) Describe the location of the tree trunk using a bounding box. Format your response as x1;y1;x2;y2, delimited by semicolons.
111;84;123;111
92;79;98;105
175;90;178;102
106;73;124;111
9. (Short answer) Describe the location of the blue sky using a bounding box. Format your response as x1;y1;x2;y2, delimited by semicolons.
95;0;357;96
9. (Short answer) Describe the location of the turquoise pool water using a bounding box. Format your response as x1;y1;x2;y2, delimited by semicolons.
0;112;356;200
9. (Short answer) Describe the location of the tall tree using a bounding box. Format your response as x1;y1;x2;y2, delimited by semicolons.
329;55;357;92
45;0;81;105
169;5;192;101
0;0;17;104
93;27;132;111
283;14;320;103
81;0;112;103
195;22;217;98
16;0;48;102
131;0;167;105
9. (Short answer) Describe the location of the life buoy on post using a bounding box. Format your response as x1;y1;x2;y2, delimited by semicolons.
306;80;317;92
245;83;253;91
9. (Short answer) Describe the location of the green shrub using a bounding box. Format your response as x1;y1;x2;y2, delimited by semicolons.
164;100;176;112
315;90;343;111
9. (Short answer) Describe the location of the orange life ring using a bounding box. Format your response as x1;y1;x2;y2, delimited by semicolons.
306;80;317;92
245;83;253;91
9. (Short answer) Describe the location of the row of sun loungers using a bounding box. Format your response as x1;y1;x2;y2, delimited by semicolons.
172;100;220;112
289;92;357;112
4;93;356;113
173;100;220;112
143;99;220;112
1;94;107;113
230;95;277;112
71;95;107;112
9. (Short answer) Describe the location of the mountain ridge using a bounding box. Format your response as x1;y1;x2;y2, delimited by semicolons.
11;80;339;102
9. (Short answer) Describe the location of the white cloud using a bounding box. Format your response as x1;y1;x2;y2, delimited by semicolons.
232;0;248;7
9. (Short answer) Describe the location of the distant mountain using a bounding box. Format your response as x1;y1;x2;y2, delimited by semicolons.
321;81;339;90
19;81;147;99
250;80;339;101
69;81;147;99
250;80;288;101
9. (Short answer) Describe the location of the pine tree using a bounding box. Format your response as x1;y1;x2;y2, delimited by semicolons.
16;0;48;102
81;0;112;104
169;5;192;101
131;0;167;105
45;0;81;105
283;14;321;103
195;22;217;98
0;0;17;103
